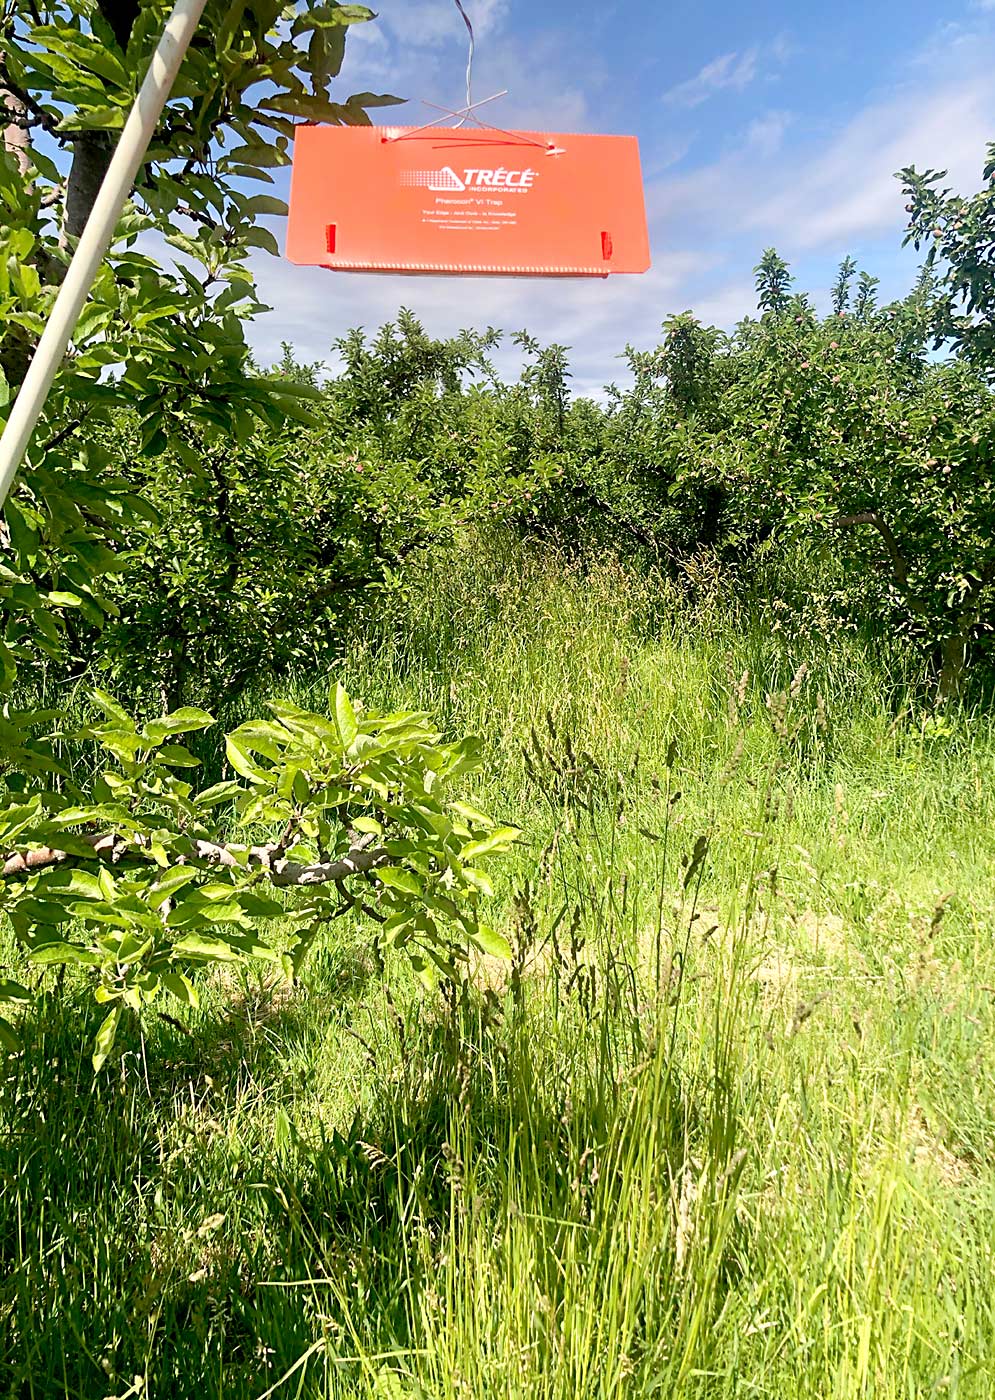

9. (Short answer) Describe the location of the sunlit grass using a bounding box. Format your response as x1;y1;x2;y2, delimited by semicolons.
2;533;994;1397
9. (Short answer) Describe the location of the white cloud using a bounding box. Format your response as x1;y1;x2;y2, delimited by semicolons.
663;48;760;108
662;34;792;110
459;0;509;40
335;0;514;108
341;18;393;77
247;253;711;398
644;135;694;178
686;278;757;332
336;7;586;134
748;83;991;246
746;110;791;157
650;72;995;252
374;0;509;50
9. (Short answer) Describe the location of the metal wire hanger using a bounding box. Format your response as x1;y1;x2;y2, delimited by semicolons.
452;0;475;125
385;1;564;155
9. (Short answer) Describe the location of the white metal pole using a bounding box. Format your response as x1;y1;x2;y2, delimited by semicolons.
0;0;208;509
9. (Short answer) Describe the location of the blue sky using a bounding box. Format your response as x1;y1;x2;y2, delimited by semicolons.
250;0;995;395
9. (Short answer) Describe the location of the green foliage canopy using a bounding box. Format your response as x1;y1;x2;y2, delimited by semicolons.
0;0;516;1065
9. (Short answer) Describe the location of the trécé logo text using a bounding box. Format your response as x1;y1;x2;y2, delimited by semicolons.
460;167;538;189
402;166;539;193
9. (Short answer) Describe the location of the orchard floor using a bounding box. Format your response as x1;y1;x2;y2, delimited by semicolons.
3;540;995;1398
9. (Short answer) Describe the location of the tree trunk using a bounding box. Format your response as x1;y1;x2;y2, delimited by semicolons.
62;0;140;240
63;132;116;242
0;1;141;388
1;72;34;387
936;629;969;704
1;75;30;176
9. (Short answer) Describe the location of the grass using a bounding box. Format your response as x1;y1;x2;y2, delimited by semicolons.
3;532;995;1398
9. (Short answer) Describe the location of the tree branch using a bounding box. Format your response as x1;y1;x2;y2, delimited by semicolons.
0;58;58;146
834;510;910;590
64;131;115;243
1;58;30;200
1;835;390;887
37;407;94;457
94;0;141;52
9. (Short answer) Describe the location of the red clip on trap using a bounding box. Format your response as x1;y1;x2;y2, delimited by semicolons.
286;124;651;278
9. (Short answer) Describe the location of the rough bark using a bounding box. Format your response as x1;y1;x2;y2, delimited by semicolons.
62;0;141;240
834;510;980;702
1;70;34;386
1;72;30;177
63;131;116;241
936;631;969;703
96;0;141;50
2;835;391;887
834;511;911;591
0;323;33;391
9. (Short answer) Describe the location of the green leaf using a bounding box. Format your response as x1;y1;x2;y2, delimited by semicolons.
0;978;31;1004
346;91;406;108
171;934;244;962
450;801;495;830
265;390;322;427
143;708;214;743
92;1004;122;1072
376;867;422;896
223;143;290;168
332;681;358;747
242;225;281;256
57;104;127;132
160;972;199;1008
92;689;135;729
225;736;267;783
462;867;494;897
28;942;101;967
148;867;200;907
194;780;243;808
241;194;289;218
460;827;520;861
0;1017;21;1055
262;91;348;120
155;743;201;768
471;925;512;959
0;640;17;693
235;891;285;918
36;29;130;89
291;3;373;35
409;951;438;991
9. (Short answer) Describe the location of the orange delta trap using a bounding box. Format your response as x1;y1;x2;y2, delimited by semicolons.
285;124;651;278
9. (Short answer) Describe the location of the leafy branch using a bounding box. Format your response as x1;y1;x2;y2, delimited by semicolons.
1;682;518;1068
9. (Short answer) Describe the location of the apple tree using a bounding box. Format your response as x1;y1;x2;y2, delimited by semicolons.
0;0;516;1064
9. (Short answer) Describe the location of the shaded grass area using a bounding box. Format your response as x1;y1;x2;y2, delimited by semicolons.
3;535;995;1397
